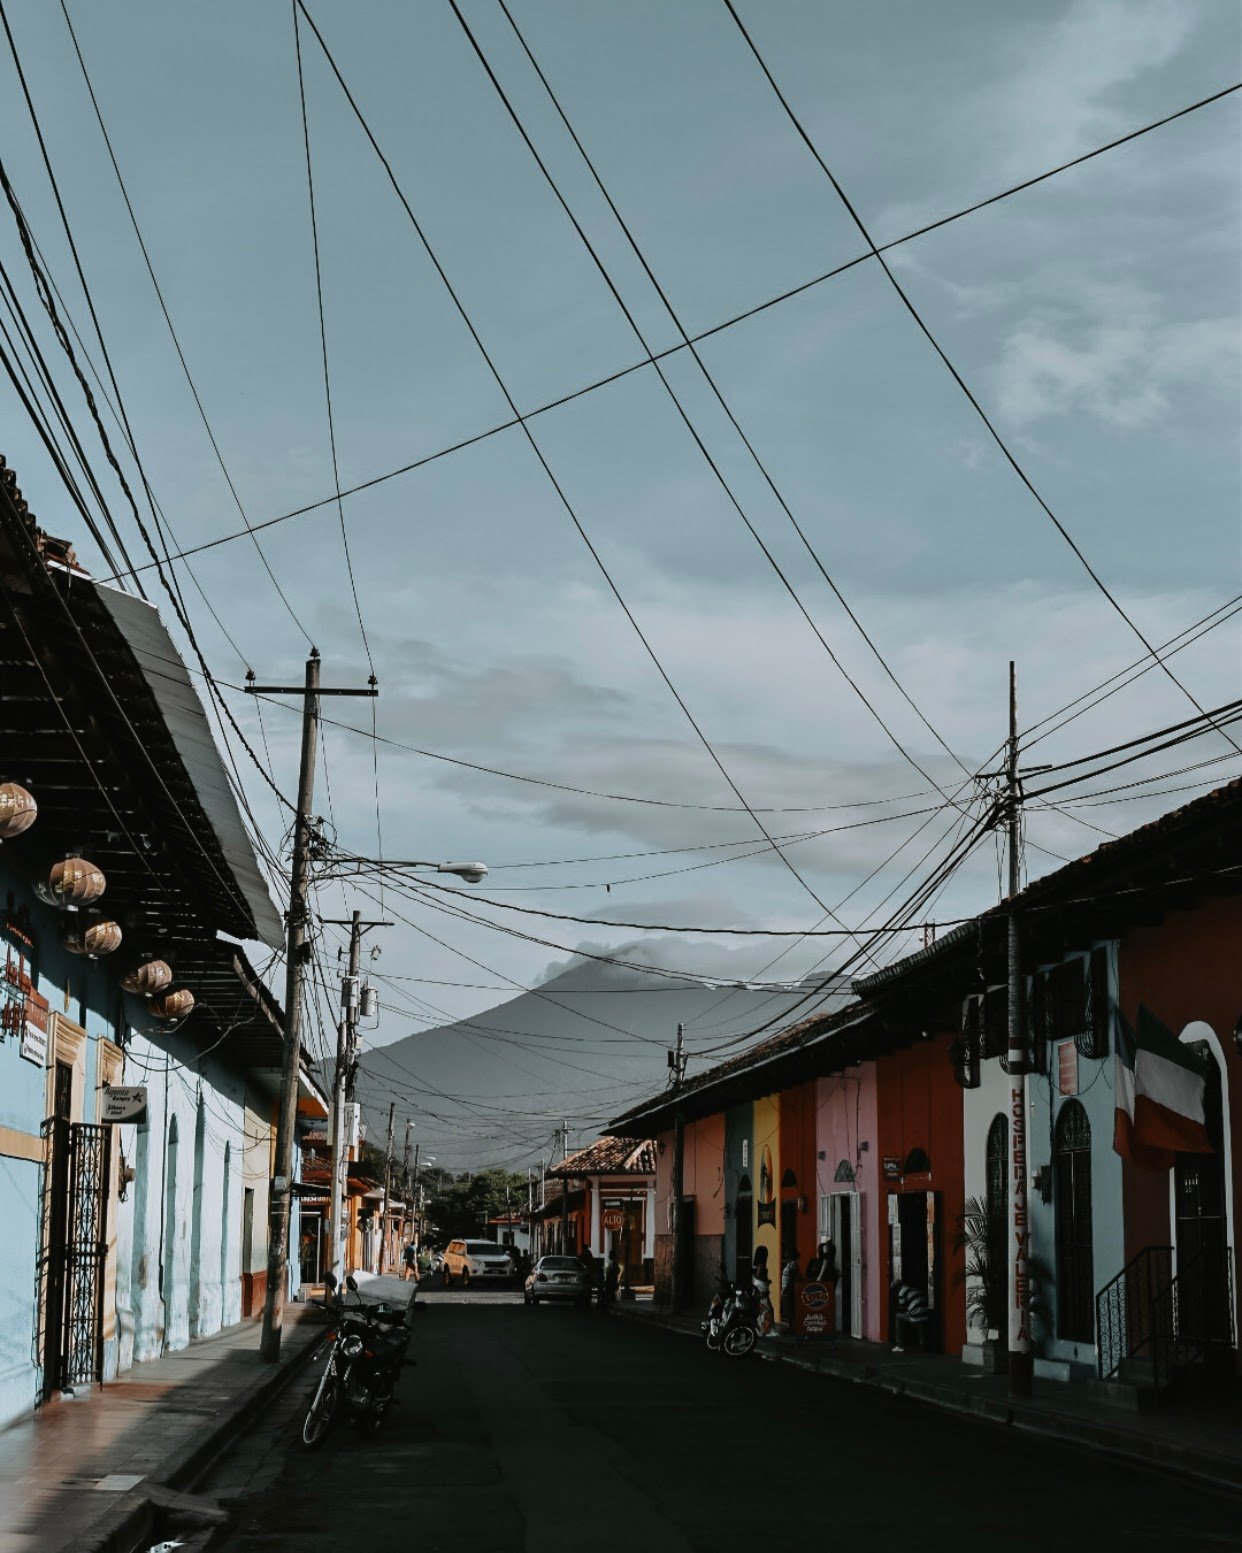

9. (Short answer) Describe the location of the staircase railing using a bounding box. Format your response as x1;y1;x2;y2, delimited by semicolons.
1095;1245;1172;1382
1151;1243;1235;1393
1097;1243;1234;1396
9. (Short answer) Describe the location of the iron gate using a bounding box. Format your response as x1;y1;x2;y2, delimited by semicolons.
37;1118;110;1396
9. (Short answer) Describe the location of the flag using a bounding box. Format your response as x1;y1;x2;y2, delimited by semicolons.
1114;1005;1213;1169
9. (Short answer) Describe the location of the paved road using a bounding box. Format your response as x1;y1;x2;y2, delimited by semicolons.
200;1280;1238;1553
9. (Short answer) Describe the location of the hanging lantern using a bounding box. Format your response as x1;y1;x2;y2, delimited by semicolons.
150;986;194;1022
0;782;37;841
49;856;106;910
62;912;123;959
120;955;173;997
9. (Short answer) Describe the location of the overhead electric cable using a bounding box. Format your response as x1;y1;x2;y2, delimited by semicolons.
456;0;971;803
720;0;1241;756
96;79;1241;581
57;0;314;645
293;1;868;954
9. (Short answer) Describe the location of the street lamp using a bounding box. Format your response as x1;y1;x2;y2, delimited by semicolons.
317;856;489;884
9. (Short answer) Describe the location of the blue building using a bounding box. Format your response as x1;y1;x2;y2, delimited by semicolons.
0;463;326;1428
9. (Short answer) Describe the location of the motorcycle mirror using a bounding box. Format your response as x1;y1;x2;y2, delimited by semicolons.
345;1275;358;1292
324;1271;338;1290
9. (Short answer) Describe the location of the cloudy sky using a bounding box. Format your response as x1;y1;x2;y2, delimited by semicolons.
1;1;1238;1160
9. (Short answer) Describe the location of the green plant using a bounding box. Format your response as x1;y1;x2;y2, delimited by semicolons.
954;1195;1006;1336
953;1193;1048;1339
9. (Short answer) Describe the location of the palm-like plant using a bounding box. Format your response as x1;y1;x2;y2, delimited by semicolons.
953;1194;1006;1336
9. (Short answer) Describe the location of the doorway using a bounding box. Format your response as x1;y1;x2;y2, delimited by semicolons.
1174;1043;1232;1358
1054;1100;1094;1343
825;1192;863;1338
162;1115;179;1342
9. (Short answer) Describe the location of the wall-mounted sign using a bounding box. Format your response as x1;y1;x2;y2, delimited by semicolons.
882;1155;902;1180
21;1017;48;1067
101;1084;147;1123
1058;1042;1079;1096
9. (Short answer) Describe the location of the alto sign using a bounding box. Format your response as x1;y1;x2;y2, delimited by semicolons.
602;1209;625;1231
101;1085;148;1124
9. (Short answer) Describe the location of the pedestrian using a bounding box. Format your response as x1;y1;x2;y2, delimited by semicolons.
752;1246;774;1335
806;1239;839;1284
780;1249;801;1328
601;1251;621;1309
401;1241;418;1282
580;1243;600;1294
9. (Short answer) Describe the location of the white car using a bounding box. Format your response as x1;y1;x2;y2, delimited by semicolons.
441;1239;515;1287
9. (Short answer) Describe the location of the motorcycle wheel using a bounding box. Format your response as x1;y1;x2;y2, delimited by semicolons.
722;1323;756;1357
301;1375;340;1449
705;1328;723;1352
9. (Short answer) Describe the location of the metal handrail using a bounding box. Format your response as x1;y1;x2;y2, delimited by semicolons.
1095;1245;1172;1382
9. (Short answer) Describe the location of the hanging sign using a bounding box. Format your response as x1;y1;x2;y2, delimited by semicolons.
101;1085;148;1124
21;1017;48;1068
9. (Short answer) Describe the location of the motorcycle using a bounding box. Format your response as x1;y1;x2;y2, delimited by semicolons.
700;1273;765;1357
301;1272;411;1449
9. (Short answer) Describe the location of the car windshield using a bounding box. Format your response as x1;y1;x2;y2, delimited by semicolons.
466;1242;508;1257
539;1258;583;1271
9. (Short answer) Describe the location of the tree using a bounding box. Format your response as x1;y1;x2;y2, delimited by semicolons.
424;1167;526;1243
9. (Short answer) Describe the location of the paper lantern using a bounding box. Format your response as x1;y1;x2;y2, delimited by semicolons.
120;956;173;996
62;914;123;959
150;986;195;1021
49;856;106;909
0;782;36;841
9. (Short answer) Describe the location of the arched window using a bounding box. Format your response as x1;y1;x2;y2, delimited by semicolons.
1055;1100;1094;1343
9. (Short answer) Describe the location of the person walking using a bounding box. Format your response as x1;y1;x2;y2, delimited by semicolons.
601;1251;621;1309
780;1249;801;1329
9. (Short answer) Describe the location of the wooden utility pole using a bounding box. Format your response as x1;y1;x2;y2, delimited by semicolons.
560;1120;571;1254
320;910;391;1283
1006;661;1033;1397
250;652;376;1363
670;1022;687;1312
380;1102;396;1274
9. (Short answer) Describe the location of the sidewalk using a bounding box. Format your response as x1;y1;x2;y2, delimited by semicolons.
619;1303;1242;1494
0;1305;324;1553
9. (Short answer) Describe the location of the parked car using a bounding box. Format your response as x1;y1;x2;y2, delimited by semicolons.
441;1239;515;1287
524;1255;590;1306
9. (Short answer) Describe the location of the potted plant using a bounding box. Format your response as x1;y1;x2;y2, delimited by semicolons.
954;1195;1008;1372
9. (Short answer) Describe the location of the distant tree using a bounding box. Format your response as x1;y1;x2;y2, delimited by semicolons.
425;1167;526;1243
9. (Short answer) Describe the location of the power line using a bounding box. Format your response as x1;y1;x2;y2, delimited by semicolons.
57;0;314;646
458;0;970;806
292;2;867;954
720;0;1241;757
95;80;1242;581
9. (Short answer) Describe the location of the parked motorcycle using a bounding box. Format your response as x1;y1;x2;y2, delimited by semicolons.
301;1272;410;1449
701;1274;763;1357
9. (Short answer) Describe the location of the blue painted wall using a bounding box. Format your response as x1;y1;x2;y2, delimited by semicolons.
0;865;273;1428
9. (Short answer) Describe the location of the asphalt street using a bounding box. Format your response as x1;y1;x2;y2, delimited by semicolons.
199;1279;1240;1553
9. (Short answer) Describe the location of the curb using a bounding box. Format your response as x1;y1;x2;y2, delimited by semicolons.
67;1316;324;1553
618;1307;1242;1497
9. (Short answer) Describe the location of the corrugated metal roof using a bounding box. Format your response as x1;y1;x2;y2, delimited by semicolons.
91;582;283;948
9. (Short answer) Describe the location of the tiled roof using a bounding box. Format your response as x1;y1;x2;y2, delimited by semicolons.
548;1136;658;1177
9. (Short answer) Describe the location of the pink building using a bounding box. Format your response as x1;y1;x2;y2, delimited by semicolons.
814;1064;880;1340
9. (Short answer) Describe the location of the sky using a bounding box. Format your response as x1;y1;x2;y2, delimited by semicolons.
0;1;1238;1167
